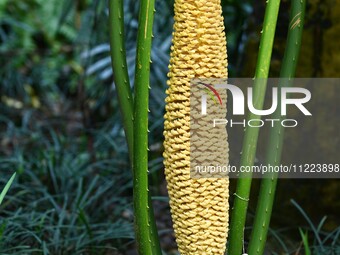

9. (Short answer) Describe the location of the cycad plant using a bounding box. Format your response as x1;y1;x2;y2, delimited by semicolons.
109;0;306;254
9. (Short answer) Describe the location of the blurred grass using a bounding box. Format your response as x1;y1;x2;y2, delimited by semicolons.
0;112;136;254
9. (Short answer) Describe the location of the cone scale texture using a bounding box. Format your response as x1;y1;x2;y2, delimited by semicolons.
163;0;229;254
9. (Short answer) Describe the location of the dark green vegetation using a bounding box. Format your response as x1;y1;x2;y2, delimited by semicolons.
1;0;339;254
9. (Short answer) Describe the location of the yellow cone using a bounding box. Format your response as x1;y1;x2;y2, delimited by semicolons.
163;0;229;254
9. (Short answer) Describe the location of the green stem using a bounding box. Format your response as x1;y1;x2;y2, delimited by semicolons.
133;0;161;254
228;1;281;254
109;1;161;253
248;1;306;254
109;0;134;161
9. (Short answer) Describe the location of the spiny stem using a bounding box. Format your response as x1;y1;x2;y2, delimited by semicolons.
133;0;161;254
109;0;161;253
248;1;306;254
228;0;281;254
108;0;134;161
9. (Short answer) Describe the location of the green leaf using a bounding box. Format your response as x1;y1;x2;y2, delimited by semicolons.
0;172;16;205
299;228;311;255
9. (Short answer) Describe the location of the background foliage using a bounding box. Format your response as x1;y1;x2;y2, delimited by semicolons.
0;0;339;254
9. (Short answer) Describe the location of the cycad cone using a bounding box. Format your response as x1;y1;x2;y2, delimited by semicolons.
163;0;229;254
